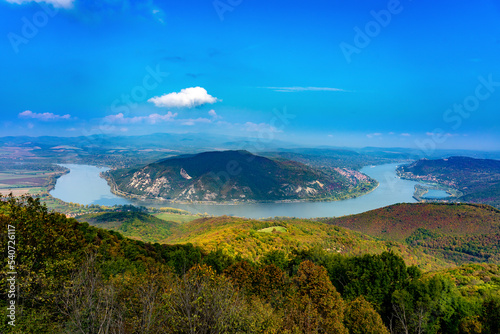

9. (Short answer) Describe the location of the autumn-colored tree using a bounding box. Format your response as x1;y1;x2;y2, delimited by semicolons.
283;260;348;334
253;264;288;306
224;260;256;294
459;316;483;334
344;296;389;334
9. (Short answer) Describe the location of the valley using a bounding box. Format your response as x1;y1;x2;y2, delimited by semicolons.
1;136;500;333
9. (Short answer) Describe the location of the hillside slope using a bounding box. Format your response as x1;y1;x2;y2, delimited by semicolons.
326;203;500;242
107;150;376;202
325;203;500;263
76;211;178;242
161;215;453;270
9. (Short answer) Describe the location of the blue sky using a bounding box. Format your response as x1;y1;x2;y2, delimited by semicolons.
1;0;499;150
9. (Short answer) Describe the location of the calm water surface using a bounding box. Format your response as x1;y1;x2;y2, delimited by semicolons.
50;164;132;206
422;189;450;199
51;163;420;219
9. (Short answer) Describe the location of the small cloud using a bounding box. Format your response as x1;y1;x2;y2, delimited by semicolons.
366;132;382;138
180;117;212;126
66;127;77;132
5;0;73;8
208;109;221;119
401;133;411;137
103;112;177;124
148;87;220;108
388;132;395;135
19;110;72;121
27;123;34;129
327;134;333;137
147;113;178;124
264;86;348;93
245;122;282;133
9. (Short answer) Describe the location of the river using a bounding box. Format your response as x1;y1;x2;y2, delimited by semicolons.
50;163;421;219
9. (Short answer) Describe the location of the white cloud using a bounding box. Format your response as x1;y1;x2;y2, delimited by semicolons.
245;122;282;133
19;110;72;121
148;87;220;108
5;0;74;8
103;112;177;124
366;132;382;138
180;118;212;126
401;133;411;137
208;109;221;119
427;132;456;137
264;86;348;93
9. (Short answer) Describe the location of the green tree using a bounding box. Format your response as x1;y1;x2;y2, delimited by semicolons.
481;296;500;334
163;264;250;333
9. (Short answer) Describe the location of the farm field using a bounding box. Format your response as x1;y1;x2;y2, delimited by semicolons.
0;169;63;195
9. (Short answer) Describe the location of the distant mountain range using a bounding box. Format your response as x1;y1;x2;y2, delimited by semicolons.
397;156;500;208
105;150;376;202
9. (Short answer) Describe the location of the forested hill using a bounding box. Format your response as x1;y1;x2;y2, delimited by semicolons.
1;195;500;333
107;150;376;202
326;203;500;242
397;156;500;208
326;203;500;264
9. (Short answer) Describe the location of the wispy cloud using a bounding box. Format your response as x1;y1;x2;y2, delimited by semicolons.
152;8;165;24
181;118;212;126
103;112;177;124
19;110;72;121
148;87;220;108
245;122;282;133
264;86;348;93
208;109;221;119
5;0;74;8
401;133;411;137
426;132;456;137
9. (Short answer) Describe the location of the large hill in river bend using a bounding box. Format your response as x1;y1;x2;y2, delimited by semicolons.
106;150;375;202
